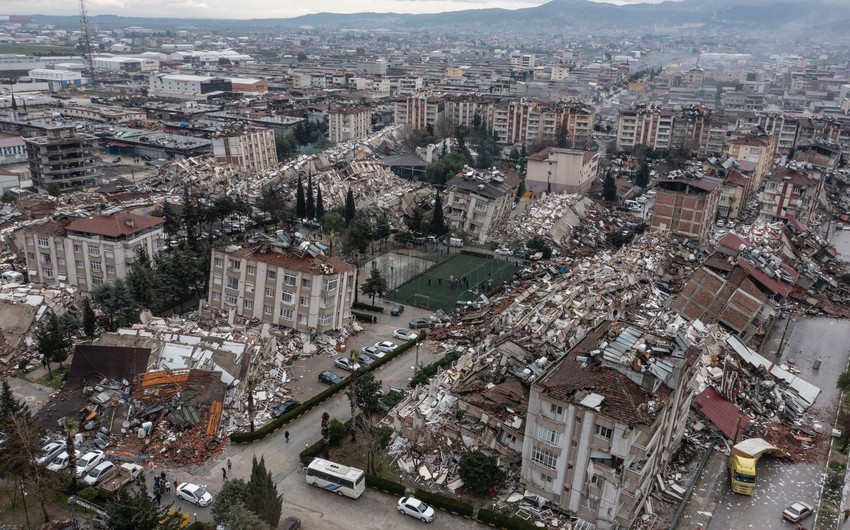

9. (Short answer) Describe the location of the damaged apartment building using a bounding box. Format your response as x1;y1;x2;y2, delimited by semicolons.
521;322;698;530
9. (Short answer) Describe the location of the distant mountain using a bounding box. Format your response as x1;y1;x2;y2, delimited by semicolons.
24;0;850;35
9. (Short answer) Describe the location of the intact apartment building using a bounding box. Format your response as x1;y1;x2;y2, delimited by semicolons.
393;96;443;130
444;169;520;243
758;164;824;223
650;177;722;242
327;106;372;144
490;100;594;148
525;147;599;196
24;127;102;191
521;322;698;529
616;105;674;151
207;243;356;333
211;127;278;173
18;213;164;292
726;128;777;189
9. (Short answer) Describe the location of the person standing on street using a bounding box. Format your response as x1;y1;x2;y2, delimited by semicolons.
285;430;290;443
227;459;232;472
222;467;227;480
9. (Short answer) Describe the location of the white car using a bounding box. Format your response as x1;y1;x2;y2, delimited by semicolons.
334;357;361;372
47;450;79;472
397;496;436;523
393;329;417;341
374;341;398;353
176;482;213;507
75;450;105;478
494;248;513;256
36;441;66;465
83;461;117;485
361;345;386;358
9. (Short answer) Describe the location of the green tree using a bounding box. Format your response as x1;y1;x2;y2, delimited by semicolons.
321;411;331;459
62;417;79;492
126;247;162;313
426;152;466;186
603;170;618;203
181;188;199;245
556;119;569;148
458;451;505;493
2;190;15;203
245;456;282;529
361;267;388;305
35;312;72;377
526;235;553;260
315;184;325;221
374;215;392;240
344;212;373;254
356;415;393;475
344;188;356;225
354;372;384;416
47;183;61;197
105;482;184;530
161;201;181;237
0;380;24;427
211;478;270;530
635;159;650;188
429;194;448;236
92;279;139;331
295;176;306;218
306;174;315;220
323;211;345;234
515;179;526;200
837;371;850;392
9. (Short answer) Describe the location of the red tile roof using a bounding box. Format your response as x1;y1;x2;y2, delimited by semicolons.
736;258;794;298
718;233;752;253
695;386;749;442
65;213;164;238
224;244;355;275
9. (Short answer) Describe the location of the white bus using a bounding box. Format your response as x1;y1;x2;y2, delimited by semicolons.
304;458;366;499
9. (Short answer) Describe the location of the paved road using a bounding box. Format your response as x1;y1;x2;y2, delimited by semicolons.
155;336;479;529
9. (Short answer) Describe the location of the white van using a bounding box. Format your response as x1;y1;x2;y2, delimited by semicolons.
449;237;463;248
624;200;643;212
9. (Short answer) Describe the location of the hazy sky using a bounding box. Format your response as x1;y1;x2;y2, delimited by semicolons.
4;0;669;20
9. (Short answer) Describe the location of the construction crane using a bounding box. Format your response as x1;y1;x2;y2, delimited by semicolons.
79;0;97;87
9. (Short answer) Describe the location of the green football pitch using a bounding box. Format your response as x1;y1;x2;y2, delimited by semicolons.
387;254;519;311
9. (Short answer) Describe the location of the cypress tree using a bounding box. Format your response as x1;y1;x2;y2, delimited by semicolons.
295;176;306;218
316;185;324;221
344;188;356;225
306;174;315;219
245;456;282;528
429;193;447;236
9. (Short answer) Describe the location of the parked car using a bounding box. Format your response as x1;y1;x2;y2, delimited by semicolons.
390;304;405;316
782;501;814;522
282;516;301;530
393;329;417;341
361;345;385;358
409;318;432;329
47;450;79;472
36;441;66;465
397;496;436;523
271;400;301;419
176;482;213;507
374;341;398;353
83;461;117;486
494;248;513;256
356;353;376;366
318;371;344;385
75;450;105;478
334;357;361;372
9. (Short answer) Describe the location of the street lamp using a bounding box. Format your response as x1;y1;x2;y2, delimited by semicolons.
414;341;420;375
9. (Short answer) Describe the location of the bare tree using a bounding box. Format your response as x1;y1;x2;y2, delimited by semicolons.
321;412;330;459
347;353;359;442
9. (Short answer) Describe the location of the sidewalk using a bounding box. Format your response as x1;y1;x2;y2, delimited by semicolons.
675;447;728;530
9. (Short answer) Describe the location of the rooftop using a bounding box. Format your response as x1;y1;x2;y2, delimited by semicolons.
221;244;355;276
65;212;164;238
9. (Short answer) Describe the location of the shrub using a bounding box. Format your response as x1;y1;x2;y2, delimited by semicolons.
300;439;324;466
365;475;406;496
329;418;346;444
352;301;384;313
78;486;99;502
458;451;505;493
410;351;461;387
477;509;539;530
351;310;377;323
413;489;473;517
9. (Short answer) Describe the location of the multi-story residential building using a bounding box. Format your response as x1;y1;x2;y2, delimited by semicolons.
726;128;777;190
793;139;842;170
24;127;102;191
491;100;594;148
650;177;722;242
391;76;424;96
717;169;752;220
206;242;356;333
327;106;372;144
443;95;492;130
18;213;164;292
211;127;278;173
0;136;26;165
525;147;599;196
758;164;824;223
444;168;520;243
735;112;800;155
510;52;536;69
615;105;674;152
521;322;698;529
393;96;443;131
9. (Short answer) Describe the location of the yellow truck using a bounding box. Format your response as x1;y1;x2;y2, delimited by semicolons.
728;438;786;495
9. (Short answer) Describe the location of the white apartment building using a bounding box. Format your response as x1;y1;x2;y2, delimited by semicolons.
327;106;372;144
18;213;165;293
393;96;443;131
392;76;424;96
207;243;356;333
211;128;278;173
616;106;675;151
0;136;26;165
526;147;599;196
444;169;520;243
521;323;698;529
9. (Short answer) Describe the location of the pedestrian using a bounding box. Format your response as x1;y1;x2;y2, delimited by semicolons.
227;459;232;472
155;492;161;505
160;470;166;482
427;278;431;286
165;480;171;493
222;467;227;480
174;479;178;492
285;430;290;443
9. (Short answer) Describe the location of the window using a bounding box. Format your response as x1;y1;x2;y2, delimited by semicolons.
57;257;65;266
90;261;102;272
298;315;308;325
106;265;116;274
283;273;297;286
534;424;561;446
531;447;557;470
104;250;113;259
474;200;488;212
247;265;256;275
226;277;239;290
25;236;33;245
541;473;553;484
590;474;602;488
318;314;332;326
279;308;293;320
267;270;276;280
40;253;51;264
281;291;294;304
42;268;54;278
214;258;224;267
548;403;563;416
75;260;84;269
212;292;221;301
300;296;309;307
73;244;82;253
263;304;273;315
27;252;35;260
244;300;253;309
55;242;64;250
229;260;241;270
594;425;612;440
265;288;274;298
302;278;312;288
324;278;338;291
225;293;238;305
37;236;49;247
88;244;100;256
91;276;103;287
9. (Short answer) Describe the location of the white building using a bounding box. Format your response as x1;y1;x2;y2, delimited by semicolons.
26;68;83;89
211;128;278;173
327;106;372;144
445;168;520;243
525;147;600;196
0;136;26;165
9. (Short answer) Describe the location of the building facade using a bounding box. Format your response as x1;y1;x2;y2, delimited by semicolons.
0;136;26;165
393;96;443;130
616;106;674;152
327;106;372;144
211;128;278;173
444;169;520;243
650;178;722;242
525;147;599;196
207;243;356;333
24;127;102;191
758;165;824;223
521;322;698;529
18;213;164;293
